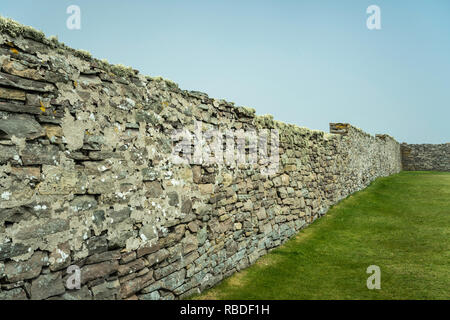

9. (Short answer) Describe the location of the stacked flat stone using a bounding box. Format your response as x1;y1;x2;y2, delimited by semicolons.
401;143;450;172
0;17;403;300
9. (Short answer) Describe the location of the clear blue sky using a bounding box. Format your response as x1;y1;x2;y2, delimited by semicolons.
1;0;449;143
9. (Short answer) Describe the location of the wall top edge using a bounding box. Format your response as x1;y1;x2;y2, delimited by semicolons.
0;15;399;144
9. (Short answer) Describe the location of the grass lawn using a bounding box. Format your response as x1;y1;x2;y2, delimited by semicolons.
194;171;450;300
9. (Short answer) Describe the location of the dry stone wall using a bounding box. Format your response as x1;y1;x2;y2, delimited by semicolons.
401;143;450;172
0;18;402;300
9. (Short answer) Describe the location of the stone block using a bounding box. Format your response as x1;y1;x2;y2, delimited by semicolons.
31;272;65;300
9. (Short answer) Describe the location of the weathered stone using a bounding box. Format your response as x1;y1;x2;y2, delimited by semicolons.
0;242;29;261
44;124;63;141
15;219;69;241
145;181;163;198
146;248;169;267
30;272;65;300
0;205;34;224
62;286;92;300
137;243;160;258
0;19;409;301
160;224;185;248
153;251;198;280
0;144;19;165
85;250;121;265
2;60;43;81
140;279;162;294
83;134;104;151
181;199;192;213
37;166;87;195
281;174;290;186
401;143;450;172
179;287;201;299
136;110;159;124
20;143;60;165
119;270;154;298
120;251;136;264
182;234;198;254
0;287;28;300
92;210;105;226
4;251;47;282
181;213;196;224
139;290;160;300
153;261;181;280
260;222;272;234
284;164;297;172
10;166;41;180
160;268;186;291
80;261;119;284
70;196;98;212
117;258;147;276
91;279;120;300
0;101;42;115
109;208;131;224
0;87;26;101
192;166;202;183
119;272;137;284
256;207;267;220
187;221;198;233
197;227;208;245
85;235;108;255
0;72;55;93
198;184;214;194
273;176;282;187
160;292;175;300
88;151;124;161
221;173;233;187
139;224;158;242
142;167;158;181
167;191;179;206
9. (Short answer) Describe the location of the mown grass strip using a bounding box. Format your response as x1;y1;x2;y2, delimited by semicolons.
194;171;450;300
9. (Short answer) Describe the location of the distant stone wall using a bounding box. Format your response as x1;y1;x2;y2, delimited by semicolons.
401;143;450;172
0;18;402;300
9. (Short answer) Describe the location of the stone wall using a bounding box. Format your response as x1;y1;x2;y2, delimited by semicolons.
0;18;402;300
401;143;450;172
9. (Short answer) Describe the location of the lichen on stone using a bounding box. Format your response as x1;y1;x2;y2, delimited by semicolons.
0;16;46;42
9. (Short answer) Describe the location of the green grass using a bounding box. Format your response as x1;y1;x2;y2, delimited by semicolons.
195;171;450;300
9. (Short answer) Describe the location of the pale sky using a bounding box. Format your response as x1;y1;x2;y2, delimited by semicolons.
1;0;449;143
